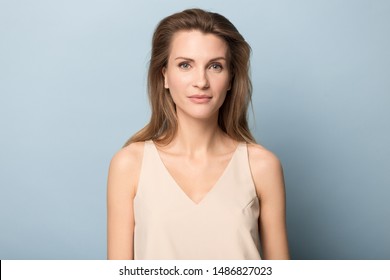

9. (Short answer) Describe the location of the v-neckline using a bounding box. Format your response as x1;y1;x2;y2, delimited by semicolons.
150;140;241;206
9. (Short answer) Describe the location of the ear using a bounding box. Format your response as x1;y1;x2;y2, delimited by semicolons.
227;77;232;91
162;67;169;89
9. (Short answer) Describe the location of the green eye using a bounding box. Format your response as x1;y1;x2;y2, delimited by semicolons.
179;63;190;69
210;63;222;70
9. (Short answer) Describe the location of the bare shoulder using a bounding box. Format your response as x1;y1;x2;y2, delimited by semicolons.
247;143;284;196
110;141;145;169
108;141;145;197
247;143;282;171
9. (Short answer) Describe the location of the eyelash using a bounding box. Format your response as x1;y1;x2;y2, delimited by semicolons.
178;62;223;71
178;62;191;69
210;63;223;71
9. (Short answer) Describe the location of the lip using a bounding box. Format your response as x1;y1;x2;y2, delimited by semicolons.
189;94;212;98
188;95;212;104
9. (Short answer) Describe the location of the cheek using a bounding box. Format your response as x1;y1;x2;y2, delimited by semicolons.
215;76;231;91
166;72;190;90
165;76;187;103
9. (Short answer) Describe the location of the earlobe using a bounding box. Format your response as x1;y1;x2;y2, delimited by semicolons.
227;80;232;91
162;67;169;89
227;74;233;91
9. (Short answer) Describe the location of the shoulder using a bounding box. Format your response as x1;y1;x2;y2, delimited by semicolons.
247;143;282;171
107;141;146;197
110;141;145;169
246;143;284;197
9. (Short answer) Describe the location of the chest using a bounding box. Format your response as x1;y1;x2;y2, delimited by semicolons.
157;151;235;204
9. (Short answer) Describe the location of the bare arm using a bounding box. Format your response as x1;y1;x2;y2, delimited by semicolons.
248;144;290;260
107;143;143;259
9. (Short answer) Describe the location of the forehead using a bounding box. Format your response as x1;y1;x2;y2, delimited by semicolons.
168;30;228;60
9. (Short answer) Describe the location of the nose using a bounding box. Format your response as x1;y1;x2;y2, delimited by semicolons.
193;68;209;89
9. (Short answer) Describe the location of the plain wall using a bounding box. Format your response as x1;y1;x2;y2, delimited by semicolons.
0;0;389;259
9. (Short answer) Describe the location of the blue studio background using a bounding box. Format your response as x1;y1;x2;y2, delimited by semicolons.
0;0;389;259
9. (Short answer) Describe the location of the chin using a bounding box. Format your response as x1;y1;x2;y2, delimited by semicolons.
175;106;220;121
185;111;219;121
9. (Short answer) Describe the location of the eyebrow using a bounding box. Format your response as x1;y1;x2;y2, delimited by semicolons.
174;56;227;62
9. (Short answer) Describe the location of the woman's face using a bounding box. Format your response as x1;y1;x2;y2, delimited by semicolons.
163;30;231;121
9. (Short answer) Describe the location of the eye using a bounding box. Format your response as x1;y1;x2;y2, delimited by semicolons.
209;63;223;71
178;62;191;69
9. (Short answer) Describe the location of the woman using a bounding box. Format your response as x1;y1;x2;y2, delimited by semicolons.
107;8;289;260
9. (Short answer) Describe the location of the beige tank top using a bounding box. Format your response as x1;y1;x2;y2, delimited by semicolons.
133;140;261;259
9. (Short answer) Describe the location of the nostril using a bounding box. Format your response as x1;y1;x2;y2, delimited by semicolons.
194;74;209;89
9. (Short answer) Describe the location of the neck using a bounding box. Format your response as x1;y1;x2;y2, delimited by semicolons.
168;113;228;156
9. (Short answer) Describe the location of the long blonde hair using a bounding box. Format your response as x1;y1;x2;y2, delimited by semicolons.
123;8;255;147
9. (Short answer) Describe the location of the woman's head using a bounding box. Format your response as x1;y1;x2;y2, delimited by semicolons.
124;8;255;146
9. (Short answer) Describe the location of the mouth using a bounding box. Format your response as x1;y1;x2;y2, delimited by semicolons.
189;95;212;98
188;95;212;104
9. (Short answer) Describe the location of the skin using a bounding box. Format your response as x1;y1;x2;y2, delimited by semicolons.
107;30;290;260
